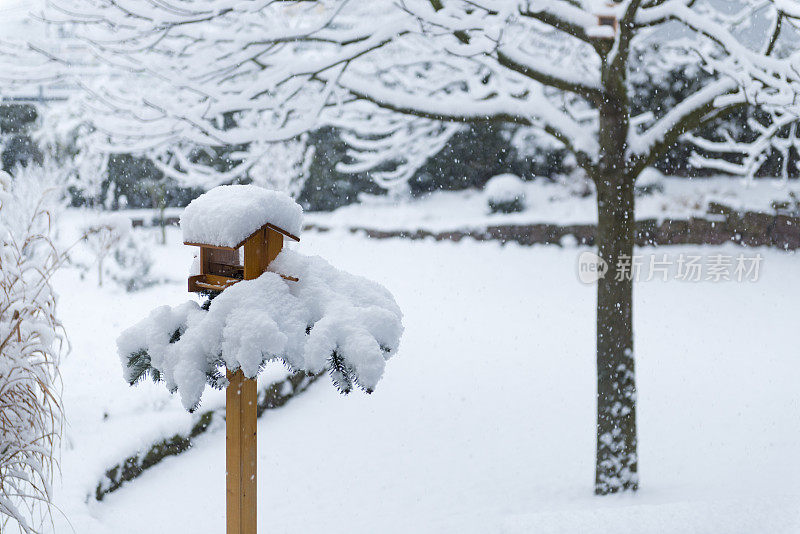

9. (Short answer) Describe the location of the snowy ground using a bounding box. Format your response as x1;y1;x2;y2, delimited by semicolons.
47;216;799;533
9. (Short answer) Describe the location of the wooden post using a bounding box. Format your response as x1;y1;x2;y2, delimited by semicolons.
226;369;257;534
225;227;284;534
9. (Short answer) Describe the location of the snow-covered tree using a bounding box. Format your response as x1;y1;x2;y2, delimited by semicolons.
0;169;65;533
81;213;132;287
34;97;111;206
43;0;800;494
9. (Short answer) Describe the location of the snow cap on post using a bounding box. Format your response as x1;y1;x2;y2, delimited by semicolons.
181;185;303;248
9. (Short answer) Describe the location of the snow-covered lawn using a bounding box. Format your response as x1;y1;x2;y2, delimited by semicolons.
49;224;800;533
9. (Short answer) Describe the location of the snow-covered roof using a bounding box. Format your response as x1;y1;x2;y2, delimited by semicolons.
181;185;303;248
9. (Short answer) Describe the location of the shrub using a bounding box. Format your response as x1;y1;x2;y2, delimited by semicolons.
485;174;527;214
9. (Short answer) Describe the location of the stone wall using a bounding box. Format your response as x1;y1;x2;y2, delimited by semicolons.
308;203;799;251
94;371;322;501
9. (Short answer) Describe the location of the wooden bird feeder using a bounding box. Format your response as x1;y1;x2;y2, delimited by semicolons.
593;2;618;40
186;222;300;294
184;218;300;534
597;15;617;30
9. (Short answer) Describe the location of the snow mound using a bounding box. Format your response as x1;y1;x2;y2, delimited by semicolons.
181;185;303;247
635;168;665;196
485;174;527;213
117;249;403;411
484;174;526;204
638;168;664;187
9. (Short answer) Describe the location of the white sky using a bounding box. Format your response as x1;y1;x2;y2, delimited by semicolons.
0;0;43;38
0;0;27;16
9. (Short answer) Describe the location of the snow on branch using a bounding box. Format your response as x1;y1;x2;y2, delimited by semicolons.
339;79;598;160
118;249;403;411
31;0;607;189
496;46;603;102
624;1;800;180
30;0;800;187
335;112;463;188
628;78;742;166
687;110;800;182
518;0;599;43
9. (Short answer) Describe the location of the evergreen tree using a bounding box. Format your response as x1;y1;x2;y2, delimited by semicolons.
298;127;385;211
409;124;521;195
0;104;42;172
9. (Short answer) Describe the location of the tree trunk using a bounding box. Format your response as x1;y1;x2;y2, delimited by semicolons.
159;205;166;245
594;174;638;494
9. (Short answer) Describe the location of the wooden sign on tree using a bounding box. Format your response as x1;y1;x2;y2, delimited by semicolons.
117;185;403;534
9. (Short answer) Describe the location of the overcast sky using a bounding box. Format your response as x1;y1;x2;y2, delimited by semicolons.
0;0;46;41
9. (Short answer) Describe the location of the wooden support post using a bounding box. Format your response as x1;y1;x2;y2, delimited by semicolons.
225;227;283;534
226;369;257;534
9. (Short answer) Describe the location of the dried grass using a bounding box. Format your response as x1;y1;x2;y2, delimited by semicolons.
0;169;66;534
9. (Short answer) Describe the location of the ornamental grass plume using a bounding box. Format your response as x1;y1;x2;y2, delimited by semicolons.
0;169;66;534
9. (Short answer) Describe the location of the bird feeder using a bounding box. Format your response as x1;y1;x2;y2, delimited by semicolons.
590;2;618;40
181;186;303;534
186;221;300;294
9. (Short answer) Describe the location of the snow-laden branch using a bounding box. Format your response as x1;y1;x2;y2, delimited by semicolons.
23;0;609;189
496;46;604;102
628;78;743;174
340;76;597;156
16;0;800;189
518;0;599;43
119;248;403;411
687;110;800;182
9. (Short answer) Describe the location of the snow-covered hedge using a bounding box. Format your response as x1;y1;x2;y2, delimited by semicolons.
484;174;527;214
118;249;403;411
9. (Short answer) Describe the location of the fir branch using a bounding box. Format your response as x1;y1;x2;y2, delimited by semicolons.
328;350;353;395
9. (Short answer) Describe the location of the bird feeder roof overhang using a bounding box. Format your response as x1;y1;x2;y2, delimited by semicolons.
184;222;300;250
180;185;304;249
